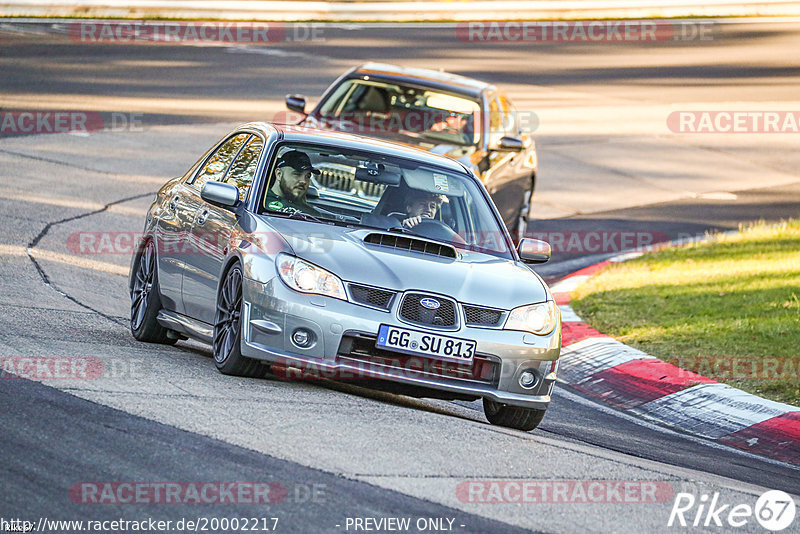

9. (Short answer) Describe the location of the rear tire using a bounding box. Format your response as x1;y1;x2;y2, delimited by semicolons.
483;398;546;431
130;239;177;345
213;263;268;378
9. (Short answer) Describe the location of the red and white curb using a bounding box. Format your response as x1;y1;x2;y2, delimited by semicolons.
551;257;800;466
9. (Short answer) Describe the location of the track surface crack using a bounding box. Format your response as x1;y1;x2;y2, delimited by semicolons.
25;191;155;326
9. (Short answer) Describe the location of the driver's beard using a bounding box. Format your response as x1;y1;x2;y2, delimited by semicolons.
280;180;306;203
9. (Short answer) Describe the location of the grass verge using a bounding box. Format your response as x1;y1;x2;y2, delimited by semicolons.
571;220;800;406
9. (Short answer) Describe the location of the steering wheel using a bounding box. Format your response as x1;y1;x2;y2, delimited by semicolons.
386;213;465;245
414;219;467;245
385;212;407;229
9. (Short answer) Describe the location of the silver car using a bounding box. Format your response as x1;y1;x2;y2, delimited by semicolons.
129;122;561;431
287;63;540;242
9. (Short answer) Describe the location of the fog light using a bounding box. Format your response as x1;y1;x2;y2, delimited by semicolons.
519;370;538;390
292;328;314;348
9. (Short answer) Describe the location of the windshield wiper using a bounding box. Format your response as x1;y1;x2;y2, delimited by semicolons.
266;210;326;224
288;211;326;223
270;209;362;228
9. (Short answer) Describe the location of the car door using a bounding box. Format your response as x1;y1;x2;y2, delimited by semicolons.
182;134;264;324
153;155;210;314
482;93;531;228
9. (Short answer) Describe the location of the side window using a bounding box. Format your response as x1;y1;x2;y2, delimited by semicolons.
488;97;504;143
224;136;264;201
318;79;358;117
498;96;519;136
190;133;249;190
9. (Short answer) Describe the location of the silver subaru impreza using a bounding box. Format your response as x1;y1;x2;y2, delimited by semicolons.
129;122;560;431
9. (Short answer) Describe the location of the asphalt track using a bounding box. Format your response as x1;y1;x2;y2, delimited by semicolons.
1;20;800;533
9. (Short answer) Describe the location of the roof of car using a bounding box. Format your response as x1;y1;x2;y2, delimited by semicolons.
348;63;492;99
240;122;471;175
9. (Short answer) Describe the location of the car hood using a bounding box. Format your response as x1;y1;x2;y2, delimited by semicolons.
261;217;549;309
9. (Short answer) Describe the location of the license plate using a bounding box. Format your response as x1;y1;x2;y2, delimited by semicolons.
376;325;476;363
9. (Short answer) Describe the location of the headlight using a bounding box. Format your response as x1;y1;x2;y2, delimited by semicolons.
504;301;559;335
276;253;346;301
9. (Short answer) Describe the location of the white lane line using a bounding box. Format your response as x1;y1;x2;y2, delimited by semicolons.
225;45;332;62
558;305;582;323
0;151;167;185
29;248;129;276
0;244;28;257
0;244;130;276
549;275;590;293
0;190;145;216
559;337;654;383
634;383;800;440
553;386;800;474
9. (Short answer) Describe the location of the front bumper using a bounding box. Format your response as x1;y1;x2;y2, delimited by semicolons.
240;276;561;409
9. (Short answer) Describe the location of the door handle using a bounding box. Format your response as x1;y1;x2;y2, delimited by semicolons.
196;210;209;226
168;196;180;210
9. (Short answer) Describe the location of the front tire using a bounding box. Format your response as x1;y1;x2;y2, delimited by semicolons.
510;181;534;244
213;263;267;378
483;398;546;431
130;239;177;345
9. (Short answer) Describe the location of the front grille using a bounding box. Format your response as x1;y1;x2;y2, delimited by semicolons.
337;334;499;386
463;305;504;327
400;293;456;328
349;283;395;310
364;233;457;259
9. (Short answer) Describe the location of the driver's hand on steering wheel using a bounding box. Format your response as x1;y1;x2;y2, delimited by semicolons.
402;215;429;228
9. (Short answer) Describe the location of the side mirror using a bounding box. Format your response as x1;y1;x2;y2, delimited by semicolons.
285;94;307;115
517;238;551;264
201;181;239;208
494;136;525;152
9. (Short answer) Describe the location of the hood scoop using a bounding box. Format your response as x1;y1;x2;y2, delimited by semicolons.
363;232;457;259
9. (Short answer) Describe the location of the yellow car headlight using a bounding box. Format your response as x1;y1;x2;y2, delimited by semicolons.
504;301;559;336
276;253;346;301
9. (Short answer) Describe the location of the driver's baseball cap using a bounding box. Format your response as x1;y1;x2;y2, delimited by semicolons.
276;150;320;175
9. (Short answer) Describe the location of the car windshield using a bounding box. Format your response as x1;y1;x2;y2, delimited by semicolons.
260;143;512;257
313;79;481;147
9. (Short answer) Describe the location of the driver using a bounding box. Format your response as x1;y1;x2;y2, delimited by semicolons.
398;190;444;229
265;150;321;216
429;113;468;134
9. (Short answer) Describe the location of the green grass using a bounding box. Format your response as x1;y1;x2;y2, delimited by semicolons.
571;220;800;406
